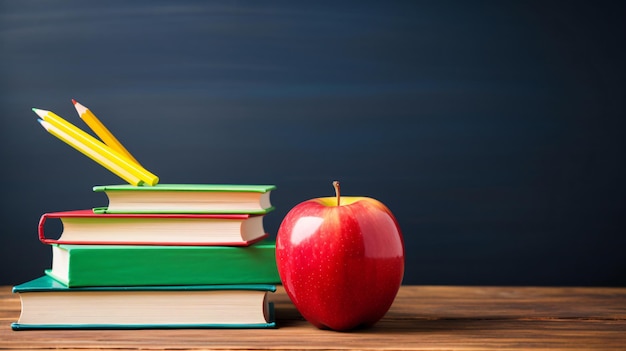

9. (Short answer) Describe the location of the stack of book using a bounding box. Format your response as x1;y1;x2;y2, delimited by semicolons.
21;101;280;329
12;183;280;330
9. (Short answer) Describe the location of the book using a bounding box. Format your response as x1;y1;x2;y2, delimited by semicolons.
38;209;268;246
93;184;276;214
12;275;276;330
46;242;280;287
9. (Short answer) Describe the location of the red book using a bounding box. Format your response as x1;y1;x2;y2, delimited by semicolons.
39;210;268;246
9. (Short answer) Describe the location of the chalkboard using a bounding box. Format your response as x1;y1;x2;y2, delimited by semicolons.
1;1;624;286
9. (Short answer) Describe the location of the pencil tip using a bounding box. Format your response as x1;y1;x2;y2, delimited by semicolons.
32;108;46;118
71;99;77;105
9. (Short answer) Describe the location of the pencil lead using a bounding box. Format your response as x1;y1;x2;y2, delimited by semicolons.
71;99;77;105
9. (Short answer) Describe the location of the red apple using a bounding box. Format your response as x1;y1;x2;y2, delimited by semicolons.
276;181;404;331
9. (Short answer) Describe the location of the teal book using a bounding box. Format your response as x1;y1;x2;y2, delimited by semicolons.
93;184;276;214
46;241;280;287
12;275;276;330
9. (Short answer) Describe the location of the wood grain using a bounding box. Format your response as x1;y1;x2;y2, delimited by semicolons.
1;285;625;350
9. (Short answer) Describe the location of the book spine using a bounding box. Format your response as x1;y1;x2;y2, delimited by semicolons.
38;213;56;245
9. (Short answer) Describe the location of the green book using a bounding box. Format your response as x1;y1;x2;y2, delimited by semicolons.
93;184;276;214
46;242;280;287
12;275;276;330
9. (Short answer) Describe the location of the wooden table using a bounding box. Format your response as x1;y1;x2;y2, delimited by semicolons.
1;285;625;350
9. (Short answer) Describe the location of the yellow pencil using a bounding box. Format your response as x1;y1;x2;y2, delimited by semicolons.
38;120;146;186
33;108;159;186
72;99;141;165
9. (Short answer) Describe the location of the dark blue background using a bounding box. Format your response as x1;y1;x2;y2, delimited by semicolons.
1;1;624;286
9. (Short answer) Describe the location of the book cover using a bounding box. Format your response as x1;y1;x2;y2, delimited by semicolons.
12;275;276;330
46;241;281;287
39;209;268;246
93;184;276;214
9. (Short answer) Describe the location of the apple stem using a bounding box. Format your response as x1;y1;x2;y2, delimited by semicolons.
333;180;340;206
